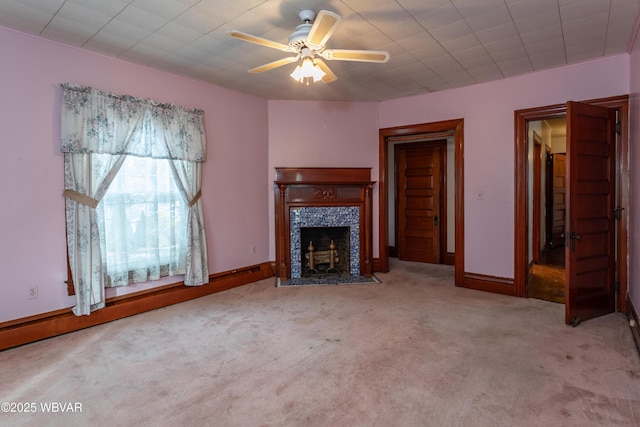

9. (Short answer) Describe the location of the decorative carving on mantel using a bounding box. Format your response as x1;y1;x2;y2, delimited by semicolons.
274;167;376;281
313;187;337;200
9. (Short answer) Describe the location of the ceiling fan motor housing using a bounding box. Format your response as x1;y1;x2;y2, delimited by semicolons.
288;10;316;49
299;10;316;23
288;23;312;48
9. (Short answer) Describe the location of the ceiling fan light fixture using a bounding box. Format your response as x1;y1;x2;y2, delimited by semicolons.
229;9;389;85
290;57;325;84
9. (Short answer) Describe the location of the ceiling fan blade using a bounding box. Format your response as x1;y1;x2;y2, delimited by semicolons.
321;49;390;63
306;10;342;49
228;30;291;51
249;57;299;73
314;59;337;83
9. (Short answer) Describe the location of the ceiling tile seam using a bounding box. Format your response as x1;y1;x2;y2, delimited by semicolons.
141;0;275;68
603;0;613;56
552;0;569;66
335;1;450;91
113;0;226;65
39;0;66;36
443;1;507;86
499;0;536;73
80;0;136;49
389;1;478;90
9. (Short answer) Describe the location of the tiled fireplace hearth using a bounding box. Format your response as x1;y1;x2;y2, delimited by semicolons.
274;168;375;281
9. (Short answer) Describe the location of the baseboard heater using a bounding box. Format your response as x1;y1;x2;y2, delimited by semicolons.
0;262;274;351
627;294;640;356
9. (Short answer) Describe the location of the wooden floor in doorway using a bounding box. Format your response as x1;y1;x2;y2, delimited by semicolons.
528;247;565;304
529;264;565;303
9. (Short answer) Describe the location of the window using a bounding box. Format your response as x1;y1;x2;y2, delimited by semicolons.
61;83;208;316
96;154;188;286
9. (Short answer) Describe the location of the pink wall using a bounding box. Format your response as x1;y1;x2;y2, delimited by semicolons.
629;21;640;312
379;56;630;279
0;26;269;323
1;22;636;324
267;101;380;260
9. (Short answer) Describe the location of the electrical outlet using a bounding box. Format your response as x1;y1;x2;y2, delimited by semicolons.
28;286;38;299
251;245;257;254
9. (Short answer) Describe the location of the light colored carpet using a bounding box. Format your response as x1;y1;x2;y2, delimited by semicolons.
1;259;639;426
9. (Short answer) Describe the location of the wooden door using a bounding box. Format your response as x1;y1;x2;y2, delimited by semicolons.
550;153;566;248
396;142;441;263
565;101;616;325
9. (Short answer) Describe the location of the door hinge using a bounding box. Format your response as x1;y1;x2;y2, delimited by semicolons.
615;281;620;293
614;207;625;220
616;121;622;135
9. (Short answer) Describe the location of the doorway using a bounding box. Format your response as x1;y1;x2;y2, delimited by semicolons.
515;96;629;323
526;119;566;304
378;119;464;286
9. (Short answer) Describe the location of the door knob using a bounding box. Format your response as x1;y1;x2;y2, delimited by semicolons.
570;231;581;250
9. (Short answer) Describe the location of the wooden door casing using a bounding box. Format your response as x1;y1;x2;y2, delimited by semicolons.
532;133;542;263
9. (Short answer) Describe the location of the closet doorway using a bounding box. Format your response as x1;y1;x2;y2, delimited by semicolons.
527;119;566;304
515;96;629;324
378;119;464;286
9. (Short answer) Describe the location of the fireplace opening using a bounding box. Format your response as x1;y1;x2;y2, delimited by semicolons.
300;226;350;277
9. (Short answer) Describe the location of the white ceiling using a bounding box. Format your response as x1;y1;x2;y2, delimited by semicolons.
1;0;639;102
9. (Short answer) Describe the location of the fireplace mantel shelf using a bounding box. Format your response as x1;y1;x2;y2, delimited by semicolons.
274;167;375;186
274;168;375;280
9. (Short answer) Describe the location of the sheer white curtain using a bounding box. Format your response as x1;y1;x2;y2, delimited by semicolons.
97;155;188;287
61;83;208;316
166;159;208;286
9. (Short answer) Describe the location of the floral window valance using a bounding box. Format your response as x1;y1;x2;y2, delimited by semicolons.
60;83;206;162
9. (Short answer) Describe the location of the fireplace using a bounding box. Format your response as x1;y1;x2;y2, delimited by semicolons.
300;226;351;276
274;168;375;281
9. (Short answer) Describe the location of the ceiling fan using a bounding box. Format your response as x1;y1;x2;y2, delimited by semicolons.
228;10;390;84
